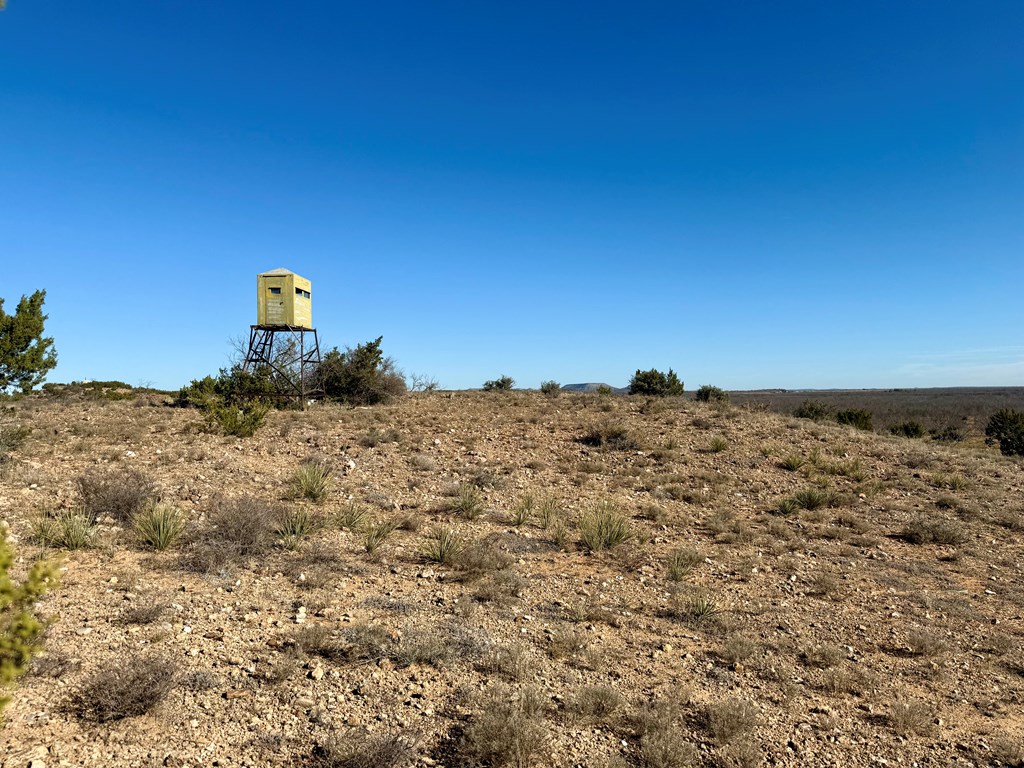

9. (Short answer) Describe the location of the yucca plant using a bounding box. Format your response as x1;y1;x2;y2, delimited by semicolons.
450;484;484;520
422;525;466;565
509;495;533;526
579;504;632;552
333;502;370;531
364;519;398;557
133;503;186;551
34;510;96;550
276;507;321;549
292;457;333;502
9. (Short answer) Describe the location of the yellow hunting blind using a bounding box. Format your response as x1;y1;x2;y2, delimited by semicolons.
257;268;312;329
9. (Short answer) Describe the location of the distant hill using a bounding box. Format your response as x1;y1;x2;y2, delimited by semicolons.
560;383;629;394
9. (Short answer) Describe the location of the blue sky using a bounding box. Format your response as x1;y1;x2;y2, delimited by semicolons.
2;2;1021;391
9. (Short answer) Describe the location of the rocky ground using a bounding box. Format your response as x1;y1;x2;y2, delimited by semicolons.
0;389;1022;768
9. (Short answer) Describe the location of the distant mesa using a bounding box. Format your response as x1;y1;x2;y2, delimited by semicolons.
560;383;629;394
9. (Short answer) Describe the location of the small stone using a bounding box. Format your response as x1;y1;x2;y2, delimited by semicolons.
295;697;315;709
310;666;325;681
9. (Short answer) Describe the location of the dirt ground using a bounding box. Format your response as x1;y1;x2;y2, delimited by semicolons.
0;389;1022;768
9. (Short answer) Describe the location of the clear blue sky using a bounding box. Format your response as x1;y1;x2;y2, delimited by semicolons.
2;2;1021;391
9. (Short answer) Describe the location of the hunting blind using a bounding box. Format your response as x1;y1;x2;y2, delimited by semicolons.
244;268;321;406
257;268;312;329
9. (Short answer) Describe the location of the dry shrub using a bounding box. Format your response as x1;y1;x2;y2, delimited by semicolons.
182;496;282;571
310;732;417;768
567;685;622;722
900;515;965;545
117;596;168;625
907;630;950;657
719;635;757;664
69;656;176;722
455;538;514;581
890;700;936;736
395;620;485;669
460;685;548;768
77;468;157;523
480;643;532;682
707;698;758;745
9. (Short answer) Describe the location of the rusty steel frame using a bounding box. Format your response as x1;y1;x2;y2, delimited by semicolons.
243;325;322;407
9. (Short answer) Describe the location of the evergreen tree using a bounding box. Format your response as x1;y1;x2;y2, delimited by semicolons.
0;290;58;394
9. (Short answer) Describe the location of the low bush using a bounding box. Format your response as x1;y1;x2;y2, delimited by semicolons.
793;400;831;421
316;336;406;405
931;424;965;442
629;368;684;397
483;375;515;392
310;732;416;768
890;420;925;438
539;380;561;396
182;496;282;571
460;685;548;768
69;656;176;722
206;401;269;437
694;385;728;403
77;468;157;524
985;408;1024;456
836;408;873;431
578;421;638;450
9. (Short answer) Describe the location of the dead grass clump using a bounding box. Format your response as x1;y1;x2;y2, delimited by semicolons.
395;621;485;669
480;643;532;681
182;496;282;571
567;685;622;722
906;630;950;657
117;596;168;625
359;427;402;448
719;634;757;664
900;515;966;545
801;643;844;669
549;626;589;659
77;467;157;524
310;732;417;768
707;698;758;745
69;656;176;722
293;624;351;662
455;538;514;581
344;623;395;663
474;570;527;604
629;699;697;768
578;421;639;450
889;700;936;736
460;685;548;768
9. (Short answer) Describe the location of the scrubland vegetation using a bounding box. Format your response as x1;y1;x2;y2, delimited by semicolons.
0;380;1022;767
